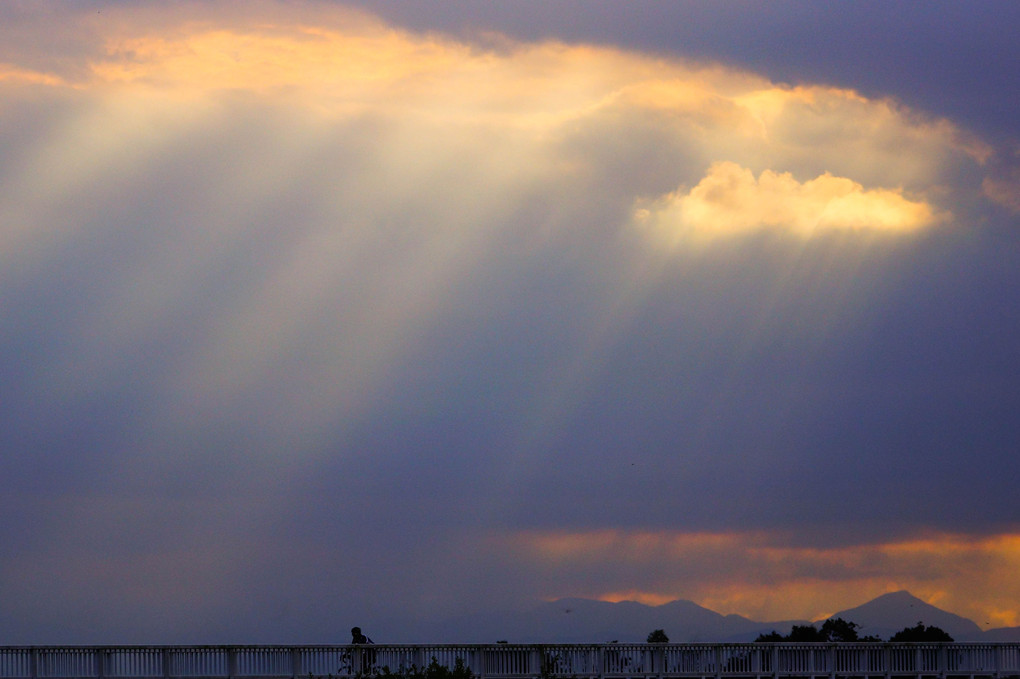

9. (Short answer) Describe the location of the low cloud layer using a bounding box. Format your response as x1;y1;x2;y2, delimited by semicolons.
504;529;1020;627
1;2;1018;643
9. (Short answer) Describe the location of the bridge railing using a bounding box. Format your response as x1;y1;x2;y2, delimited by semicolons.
2;643;1020;679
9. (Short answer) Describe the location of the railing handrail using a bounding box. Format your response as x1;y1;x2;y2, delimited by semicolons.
2;642;1019;679
7;642;1020;648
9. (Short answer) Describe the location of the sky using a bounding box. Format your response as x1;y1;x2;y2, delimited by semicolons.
1;0;1020;643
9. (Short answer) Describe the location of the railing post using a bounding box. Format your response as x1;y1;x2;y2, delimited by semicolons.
14;642;1020;679
529;646;541;679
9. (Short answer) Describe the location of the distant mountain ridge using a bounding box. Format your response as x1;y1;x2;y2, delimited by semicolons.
825;591;984;642
381;591;1018;643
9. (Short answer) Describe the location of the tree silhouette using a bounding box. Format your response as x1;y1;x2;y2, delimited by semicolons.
755;618;874;642
889;622;954;642
787;625;827;642
756;618;953;643
819;618;860;642
646;629;669;643
754;631;785;642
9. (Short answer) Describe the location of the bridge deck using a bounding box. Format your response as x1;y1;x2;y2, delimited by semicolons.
2;643;1018;679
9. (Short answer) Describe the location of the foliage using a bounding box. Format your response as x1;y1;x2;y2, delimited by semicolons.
754;631;785;642
540;652;579;679
787;624;827;642
755;617;953;643
819;618;860;642
889;622;954;642
755;618;867;642
320;656;474;679
646;629;669;643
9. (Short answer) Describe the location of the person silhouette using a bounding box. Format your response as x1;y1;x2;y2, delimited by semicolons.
350;627;374;672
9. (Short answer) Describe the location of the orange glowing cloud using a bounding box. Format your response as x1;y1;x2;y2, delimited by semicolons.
90;25;471;103
38;7;979;245
506;529;1020;628
13;5;974;168
0;63;70;87
81;16;685;127
0;2;981;213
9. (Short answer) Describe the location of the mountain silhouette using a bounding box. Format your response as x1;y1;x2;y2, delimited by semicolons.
824;590;984;641
378;591;1019;643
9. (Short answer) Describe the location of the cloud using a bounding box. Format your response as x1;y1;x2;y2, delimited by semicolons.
3;5;987;171
982;162;1020;214
0;62;69;87
0;2;1016;643
503;529;1020;627
635;161;940;247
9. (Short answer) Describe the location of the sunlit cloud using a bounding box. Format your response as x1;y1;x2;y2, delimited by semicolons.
0;1;978;268
634;161;940;247
0;62;70;87
505;529;1020;627
732;85;993;166
5;3;981;176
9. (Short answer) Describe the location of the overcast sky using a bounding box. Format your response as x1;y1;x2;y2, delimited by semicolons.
2;0;1019;644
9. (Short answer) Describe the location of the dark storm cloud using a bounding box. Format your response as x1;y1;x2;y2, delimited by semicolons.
1;1;1019;641
350;0;1020;145
442;228;1020;541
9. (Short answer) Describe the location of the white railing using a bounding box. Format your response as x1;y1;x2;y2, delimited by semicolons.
1;644;1019;679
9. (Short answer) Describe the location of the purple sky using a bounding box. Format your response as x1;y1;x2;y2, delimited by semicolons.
1;0;1019;643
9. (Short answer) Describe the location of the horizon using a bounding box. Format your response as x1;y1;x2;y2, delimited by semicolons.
2;1;1019;644
542;589;970;623
357;590;1003;644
